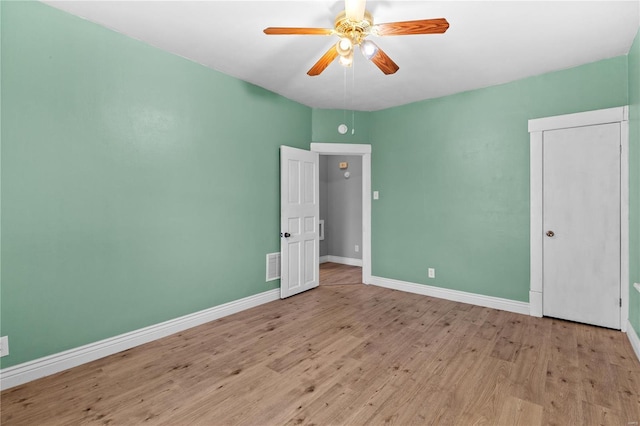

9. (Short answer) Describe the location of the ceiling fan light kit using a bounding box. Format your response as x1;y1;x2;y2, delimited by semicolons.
263;0;449;76
336;37;354;56
360;40;378;60
338;53;354;67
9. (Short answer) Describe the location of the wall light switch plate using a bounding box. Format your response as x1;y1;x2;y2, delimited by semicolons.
634;283;640;293
0;336;9;357
373;191;379;200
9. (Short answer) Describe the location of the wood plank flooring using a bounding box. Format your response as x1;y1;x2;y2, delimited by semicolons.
2;268;640;425
319;262;361;286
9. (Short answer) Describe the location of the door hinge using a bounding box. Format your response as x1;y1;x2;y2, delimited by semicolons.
619;298;622;307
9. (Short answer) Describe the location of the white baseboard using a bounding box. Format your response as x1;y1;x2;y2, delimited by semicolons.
319;255;363;267
0;289;280;390
627;320;640;363
370;276;530;316
529;291;543;317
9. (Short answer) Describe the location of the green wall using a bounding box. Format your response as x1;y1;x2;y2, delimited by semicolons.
368;56;629;301
2;1;638;372
629;28;640;337
0;2;311;368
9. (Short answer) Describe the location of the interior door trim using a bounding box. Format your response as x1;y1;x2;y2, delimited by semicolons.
528;106;629;331
310;143;372;284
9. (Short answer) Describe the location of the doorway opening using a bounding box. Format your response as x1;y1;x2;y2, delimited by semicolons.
318;154;363;286
311;143;371;286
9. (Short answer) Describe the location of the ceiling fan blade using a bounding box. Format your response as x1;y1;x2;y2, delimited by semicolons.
372;18;449;36
307;45;339;76
369;44;399;75
345;0;366;21
263;27;334;35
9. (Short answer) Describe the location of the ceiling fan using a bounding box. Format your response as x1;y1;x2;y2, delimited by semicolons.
263;0;449;76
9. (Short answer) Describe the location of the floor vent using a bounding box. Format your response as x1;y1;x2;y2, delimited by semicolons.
266;252;281;281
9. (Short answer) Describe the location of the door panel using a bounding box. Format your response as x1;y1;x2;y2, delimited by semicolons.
542;123;620;329
280;146;319;299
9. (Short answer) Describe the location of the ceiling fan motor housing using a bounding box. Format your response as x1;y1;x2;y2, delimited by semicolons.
334;10;374;46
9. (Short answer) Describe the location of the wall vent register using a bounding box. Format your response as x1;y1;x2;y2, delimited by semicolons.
266;252;281;281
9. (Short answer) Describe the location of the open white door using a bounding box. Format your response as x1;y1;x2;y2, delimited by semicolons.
280;146;319;299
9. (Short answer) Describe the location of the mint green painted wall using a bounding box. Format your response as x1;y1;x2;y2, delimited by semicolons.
629;28;640;337
369;57;629;301
1;1;636;372
0;2;311;368
312;109;371;143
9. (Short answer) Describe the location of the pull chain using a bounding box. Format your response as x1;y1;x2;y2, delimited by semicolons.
351;58;355;135
343;66;347;126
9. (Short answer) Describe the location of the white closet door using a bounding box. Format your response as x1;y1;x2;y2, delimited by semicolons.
542;122;620;329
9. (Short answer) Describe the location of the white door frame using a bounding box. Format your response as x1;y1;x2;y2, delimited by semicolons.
529;106;629;331
311;143;372;284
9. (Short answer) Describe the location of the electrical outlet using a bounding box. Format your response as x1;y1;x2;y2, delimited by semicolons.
428;268;435;279
0;336;9;357
355;245;359;253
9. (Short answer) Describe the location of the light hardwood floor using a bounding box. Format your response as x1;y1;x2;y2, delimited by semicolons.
2;266;640;425
319;262;361;286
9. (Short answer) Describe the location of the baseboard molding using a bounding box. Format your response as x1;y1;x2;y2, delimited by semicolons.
0;288;280;390
370;276;530;316
627;320;640;363
529;291;542;317
320;255;363;267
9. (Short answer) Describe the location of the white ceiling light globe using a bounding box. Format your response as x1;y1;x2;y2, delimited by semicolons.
338;52;353;67
336;37;353;56
360;40;378;59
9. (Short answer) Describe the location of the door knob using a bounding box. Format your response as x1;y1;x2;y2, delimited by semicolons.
546;230;555;237
283;232;291;238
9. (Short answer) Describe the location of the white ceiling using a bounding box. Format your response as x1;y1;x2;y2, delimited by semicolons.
43;1;640;111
